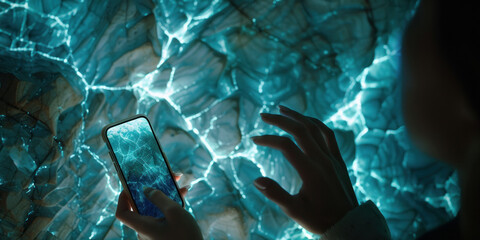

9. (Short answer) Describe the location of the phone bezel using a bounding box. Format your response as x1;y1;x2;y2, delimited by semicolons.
101;114;185;213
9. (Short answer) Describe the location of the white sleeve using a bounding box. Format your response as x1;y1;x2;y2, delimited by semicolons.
321;200;391;240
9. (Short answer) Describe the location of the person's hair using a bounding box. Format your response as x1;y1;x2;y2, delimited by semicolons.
436;1;480;118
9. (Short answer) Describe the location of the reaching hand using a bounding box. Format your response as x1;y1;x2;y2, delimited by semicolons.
252;105;358;234
115;174;203;240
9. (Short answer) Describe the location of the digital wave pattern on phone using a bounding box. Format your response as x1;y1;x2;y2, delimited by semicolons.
106;117;182;218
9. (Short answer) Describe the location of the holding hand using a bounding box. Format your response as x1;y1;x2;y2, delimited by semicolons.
115;175;203;240
252;105;358;234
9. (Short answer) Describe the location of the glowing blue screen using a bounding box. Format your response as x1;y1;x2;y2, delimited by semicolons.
106;116;182;218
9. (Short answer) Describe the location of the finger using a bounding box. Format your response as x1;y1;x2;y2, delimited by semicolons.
174;173;183;181
278;105;330;154
116;191;159;235
144;187;182;219
116;190;133;213
260;113;323;157
179;186;188;198
252;135;311;177
254;177;295;212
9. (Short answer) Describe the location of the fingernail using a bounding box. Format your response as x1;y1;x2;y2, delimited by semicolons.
174;172;183;177
253;178;267;190
143;186;155;198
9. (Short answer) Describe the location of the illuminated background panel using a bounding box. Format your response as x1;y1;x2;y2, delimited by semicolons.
0;0;460;239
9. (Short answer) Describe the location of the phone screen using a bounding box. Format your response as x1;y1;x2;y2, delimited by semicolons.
105;116;183;218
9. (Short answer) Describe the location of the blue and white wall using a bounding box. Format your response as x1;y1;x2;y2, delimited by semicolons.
0;0;459;239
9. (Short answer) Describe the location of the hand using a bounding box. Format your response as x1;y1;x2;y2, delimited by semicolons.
252;105;358;234
115;174;203;240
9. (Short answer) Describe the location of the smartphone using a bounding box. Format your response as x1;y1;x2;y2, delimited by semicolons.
102;115;184;218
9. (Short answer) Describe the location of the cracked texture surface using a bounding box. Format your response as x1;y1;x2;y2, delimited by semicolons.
0;0;460;239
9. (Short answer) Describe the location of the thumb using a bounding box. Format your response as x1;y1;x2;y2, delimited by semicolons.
144;187;179;218
254;177;294;210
